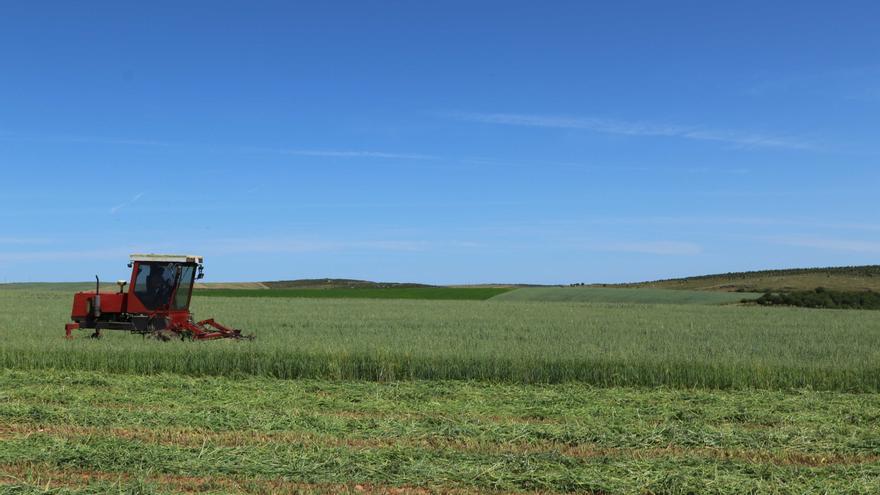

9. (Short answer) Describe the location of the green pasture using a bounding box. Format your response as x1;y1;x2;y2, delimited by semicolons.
0;288;878;390
492;286;760;304
194;287;511;300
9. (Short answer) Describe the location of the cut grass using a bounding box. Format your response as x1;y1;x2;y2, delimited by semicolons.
2;369;880;494
193;287;512;300
491;286;760;304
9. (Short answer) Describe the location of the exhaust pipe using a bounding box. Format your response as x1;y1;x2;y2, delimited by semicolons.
93;275;101;317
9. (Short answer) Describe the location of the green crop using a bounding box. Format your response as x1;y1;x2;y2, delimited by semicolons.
194;287;511;300
1;288;879;390
492;286;760;304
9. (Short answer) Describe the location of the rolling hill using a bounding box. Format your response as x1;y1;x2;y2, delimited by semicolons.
595;265;880;293
9;266;880;295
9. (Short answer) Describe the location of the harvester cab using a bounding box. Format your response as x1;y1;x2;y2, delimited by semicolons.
65;254;252;341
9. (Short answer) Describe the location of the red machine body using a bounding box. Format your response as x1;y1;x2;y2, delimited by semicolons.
66;254;251;340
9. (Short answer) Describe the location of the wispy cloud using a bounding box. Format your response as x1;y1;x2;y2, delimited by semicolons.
271;149;439;160
586;241;703;256
0;131;169;147
204;237;431;255
745;66;880;103
9;237;477;261
110;192;145;214
0;238;442;264
579;216;880;232
459;156;750;175
768;236;880;254
451;112;815;151
196;237;488;256
0;248;132;263
0;237;53;245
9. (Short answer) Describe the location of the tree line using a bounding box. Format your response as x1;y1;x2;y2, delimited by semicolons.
755;287;880;310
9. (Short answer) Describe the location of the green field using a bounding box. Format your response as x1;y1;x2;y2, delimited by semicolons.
194;287;511;300
199;285;757;304
493;286;760;304
2;369;879;494
199;285;759;304
262;278;435;289
2;289;879;390
2;287;879;493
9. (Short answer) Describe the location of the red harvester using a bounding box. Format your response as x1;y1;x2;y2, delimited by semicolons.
65;254;252;341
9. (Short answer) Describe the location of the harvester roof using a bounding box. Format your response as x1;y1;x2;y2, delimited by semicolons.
129;254;204;264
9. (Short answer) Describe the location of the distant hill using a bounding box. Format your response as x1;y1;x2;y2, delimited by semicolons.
595;266;880;293
10;266;880;294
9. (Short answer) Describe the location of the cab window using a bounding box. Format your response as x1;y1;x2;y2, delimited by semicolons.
133;262;177;310
172;265;195;310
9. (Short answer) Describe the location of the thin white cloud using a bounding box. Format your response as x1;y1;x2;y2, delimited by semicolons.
275;149;439;160
54;136;168;146
0;237;53;245
579;216;880;231
0;238;435;264
0;132;168;147
203;238;431;255
195;237;488;256
0;248;132;263
746;66;880;102
768;236;880;254
110;192;145;214
452;112;815;151
459;156;752;174
588;241;703;256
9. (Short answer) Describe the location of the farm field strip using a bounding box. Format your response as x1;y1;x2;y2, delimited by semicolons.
2;290;880;390
192;286;760;304
193;287;512;300
492;287;760;304
6;435;880;494
3;423;878;467
2;370;880;494
5;370;880;454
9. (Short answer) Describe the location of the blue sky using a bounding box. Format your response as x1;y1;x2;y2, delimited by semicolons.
1;1;879;284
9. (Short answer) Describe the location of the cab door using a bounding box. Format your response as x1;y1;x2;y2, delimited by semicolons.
128;261;180;313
